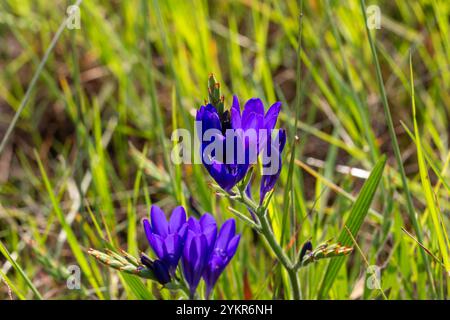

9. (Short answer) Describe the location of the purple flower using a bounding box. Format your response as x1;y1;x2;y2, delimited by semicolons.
243;129;287;206
143;205;188;276
196;96;282;192
203;219;241;298
260;129;287;204
141;205;242;296
196;104;249;191
187;214;218;254
181;214;217;297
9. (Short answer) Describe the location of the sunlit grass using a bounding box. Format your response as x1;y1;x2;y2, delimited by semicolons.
0;0;449;299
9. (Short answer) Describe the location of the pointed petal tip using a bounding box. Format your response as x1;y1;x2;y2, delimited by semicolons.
151;205;169;237
169;206;187;233
227;234;241;256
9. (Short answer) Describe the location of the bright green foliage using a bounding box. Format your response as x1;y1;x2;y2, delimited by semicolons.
0;0;449;300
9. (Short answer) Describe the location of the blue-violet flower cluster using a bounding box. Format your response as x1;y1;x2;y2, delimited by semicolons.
197;95;286;204
142;205;240;298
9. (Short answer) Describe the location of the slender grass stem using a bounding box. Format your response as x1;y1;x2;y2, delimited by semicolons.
359;0;437;297
0;0;83;155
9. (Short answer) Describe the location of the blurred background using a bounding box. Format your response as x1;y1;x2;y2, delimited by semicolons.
0;0;449;299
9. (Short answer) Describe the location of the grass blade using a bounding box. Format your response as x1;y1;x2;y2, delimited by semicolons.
0;268;24;300
120;273;154;300
0;0;83;155
359;0;436;296
318;155;386;298
409;55;450;275
35;150;105;299
0;240;42;299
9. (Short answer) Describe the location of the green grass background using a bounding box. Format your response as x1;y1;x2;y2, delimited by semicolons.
0;0;449;299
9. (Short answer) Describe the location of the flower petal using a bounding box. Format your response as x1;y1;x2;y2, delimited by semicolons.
143;218;153;244
182;233;208;295
242;98;264;119
178;223;188;241
241;99;264;137
150;236;165;259
200;213;216;230
152;259;171;284
143;219;165;259
203;160;237;191
169;206;186;234
230;95;242;129
259;130;286;203
187;216;201;233
182;231;195;283
216;219;236;250
164;234;181;257
200;214;217;250
278;129;287;151
231;95;241;115
242;113;263;131
140;253;153;269
201;130;225;165
150;205;168;238
196;104;222;132
264;101;281;131
203;254;226;298
226;234;241;258
163;234;183;272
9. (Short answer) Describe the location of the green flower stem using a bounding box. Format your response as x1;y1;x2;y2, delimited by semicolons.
258;210;293;271
165;278;191;298
230;187;301;299
288;267;301;300
258;210;300;300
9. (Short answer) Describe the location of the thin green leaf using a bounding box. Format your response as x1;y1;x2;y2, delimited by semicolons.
318;155;386;298
35;150;105;299
0;240;42;299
